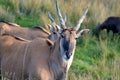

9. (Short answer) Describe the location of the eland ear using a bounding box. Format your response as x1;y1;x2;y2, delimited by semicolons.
47;24;53;31
47;24;56;33
46;39;54;46
76;29;90;38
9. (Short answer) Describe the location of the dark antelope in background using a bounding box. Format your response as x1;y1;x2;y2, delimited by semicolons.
0;0;89;80
97;17;120;37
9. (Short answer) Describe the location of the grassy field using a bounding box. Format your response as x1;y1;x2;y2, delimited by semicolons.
0;0;120;80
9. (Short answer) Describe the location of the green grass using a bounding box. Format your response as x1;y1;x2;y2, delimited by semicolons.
15;15;40;27
0;0;120;80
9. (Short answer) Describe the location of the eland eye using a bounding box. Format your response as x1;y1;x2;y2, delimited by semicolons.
52;31;57;34
61;34;65;38
53;32;56;34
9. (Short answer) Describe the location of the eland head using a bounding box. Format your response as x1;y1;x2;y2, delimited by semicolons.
48;0;90;73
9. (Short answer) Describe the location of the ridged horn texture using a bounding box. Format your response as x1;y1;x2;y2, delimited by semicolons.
48;12;56;27
56;0;66;29
74;7;89;31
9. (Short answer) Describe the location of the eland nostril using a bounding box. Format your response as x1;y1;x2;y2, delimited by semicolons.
65;51;72;59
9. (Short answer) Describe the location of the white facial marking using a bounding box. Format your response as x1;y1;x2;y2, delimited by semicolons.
60;38;67;60
67;48;75;71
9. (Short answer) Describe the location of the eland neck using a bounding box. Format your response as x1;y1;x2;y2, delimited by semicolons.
49;38;68;80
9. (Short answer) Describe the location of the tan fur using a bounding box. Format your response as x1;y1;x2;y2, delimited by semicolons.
0;27;89;80
0;35;53;80
8;22;21;27
0;28;77;80
0;22;50;40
